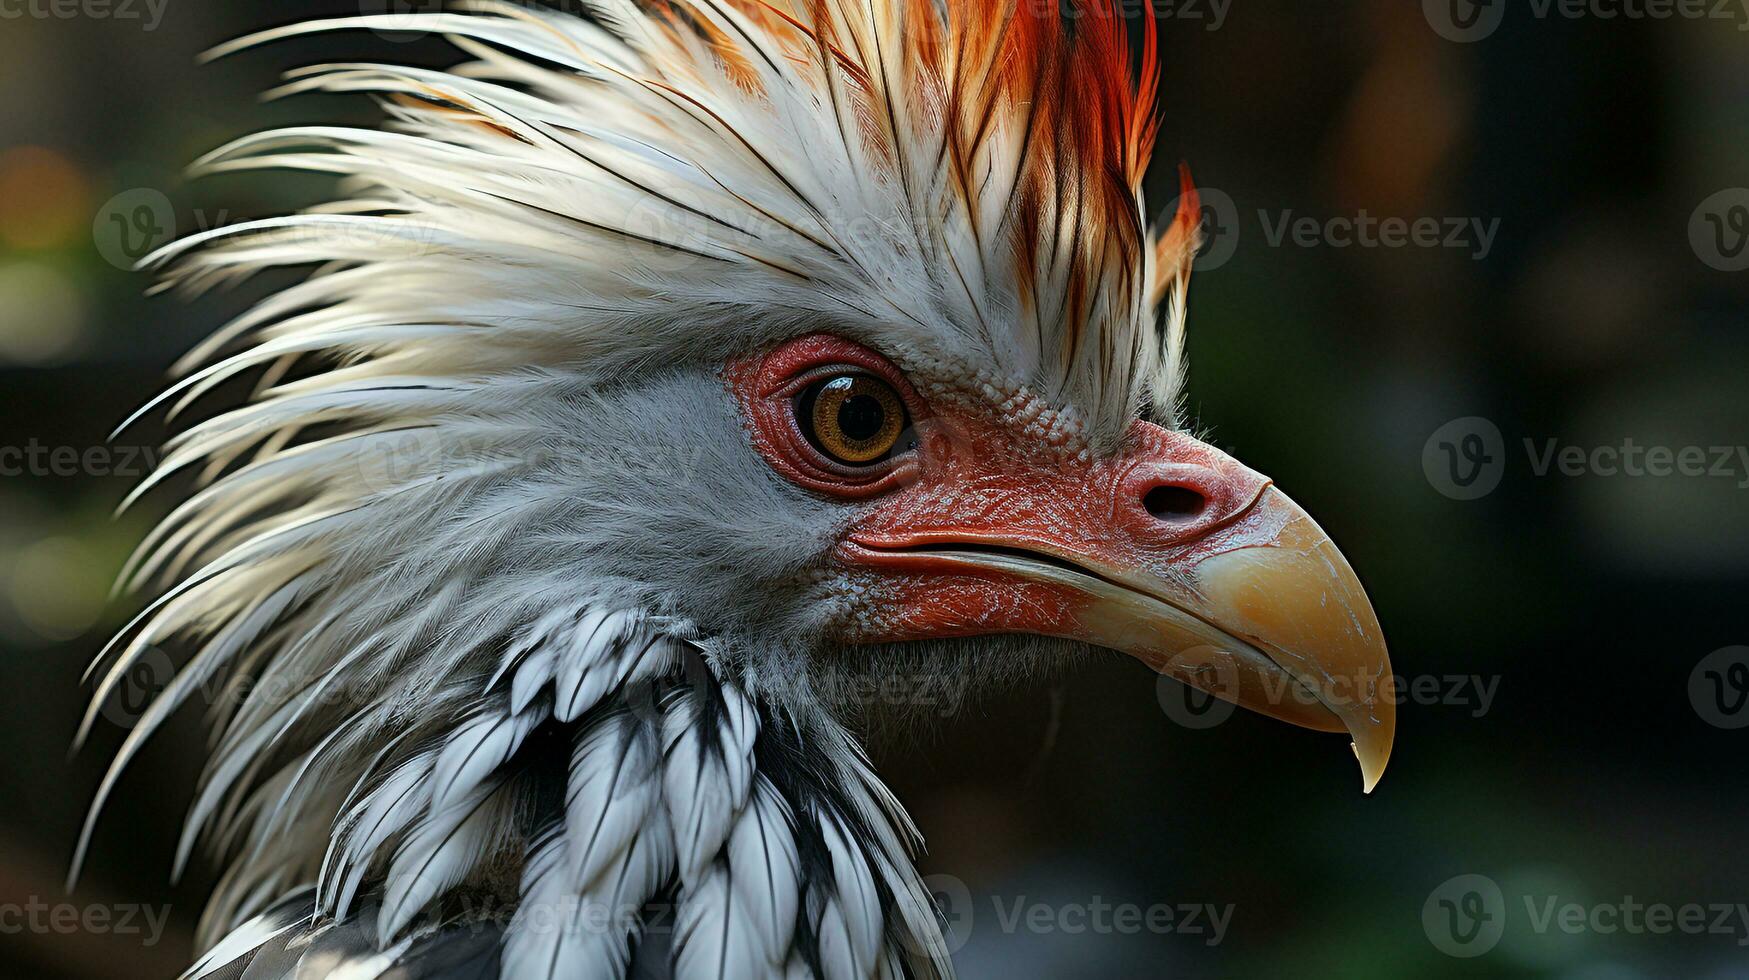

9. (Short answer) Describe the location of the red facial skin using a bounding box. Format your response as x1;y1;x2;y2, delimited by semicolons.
726;334;1274;647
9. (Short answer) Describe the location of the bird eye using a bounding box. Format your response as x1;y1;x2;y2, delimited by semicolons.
797;373;908;466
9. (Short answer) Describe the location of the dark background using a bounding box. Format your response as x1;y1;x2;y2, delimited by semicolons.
2;1;1747;977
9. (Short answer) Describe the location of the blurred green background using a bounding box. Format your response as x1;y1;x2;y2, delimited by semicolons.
1;1;1747;977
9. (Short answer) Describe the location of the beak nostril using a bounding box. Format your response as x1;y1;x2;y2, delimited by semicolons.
1144;484;1208;522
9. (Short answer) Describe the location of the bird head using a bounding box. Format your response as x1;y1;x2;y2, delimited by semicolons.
720;329;1392;786
87;0;1394;969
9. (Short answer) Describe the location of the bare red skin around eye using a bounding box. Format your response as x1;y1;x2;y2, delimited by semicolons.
724;333;1273;644
723;334;932;501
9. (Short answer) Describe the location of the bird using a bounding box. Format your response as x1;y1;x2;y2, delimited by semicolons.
77;1;1396;977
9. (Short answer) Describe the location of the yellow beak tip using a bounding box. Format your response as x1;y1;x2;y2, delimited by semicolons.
1355;741;1390;795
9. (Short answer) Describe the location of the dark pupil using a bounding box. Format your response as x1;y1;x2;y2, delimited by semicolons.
837;392;887;443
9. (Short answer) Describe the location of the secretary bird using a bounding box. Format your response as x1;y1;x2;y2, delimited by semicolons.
78;1;1396;977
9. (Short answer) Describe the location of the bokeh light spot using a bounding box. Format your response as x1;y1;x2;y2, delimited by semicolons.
0;261;87;364
0;146;91;251
8;535;106;643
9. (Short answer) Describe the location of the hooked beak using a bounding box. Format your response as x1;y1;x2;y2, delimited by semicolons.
843;421;1395;793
